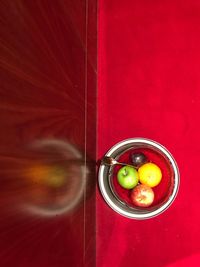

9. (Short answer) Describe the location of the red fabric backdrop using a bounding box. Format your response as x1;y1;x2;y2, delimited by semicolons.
97;1;200;266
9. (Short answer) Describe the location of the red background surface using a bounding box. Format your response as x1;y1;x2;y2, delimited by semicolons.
0;1;97;266
97;1;200;266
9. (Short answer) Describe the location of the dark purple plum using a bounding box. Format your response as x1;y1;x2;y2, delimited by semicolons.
130;152;147;167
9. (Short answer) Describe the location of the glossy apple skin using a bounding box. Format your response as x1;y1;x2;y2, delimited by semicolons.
117;166;139;189
131;184;154;207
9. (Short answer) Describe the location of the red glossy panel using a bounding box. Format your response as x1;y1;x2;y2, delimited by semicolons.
0;1;97;266
97;1;200;266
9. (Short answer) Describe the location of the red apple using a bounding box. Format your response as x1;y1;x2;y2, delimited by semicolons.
131;184;154;207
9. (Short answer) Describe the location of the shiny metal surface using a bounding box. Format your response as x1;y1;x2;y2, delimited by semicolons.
98;138;180;219
101;156;135;168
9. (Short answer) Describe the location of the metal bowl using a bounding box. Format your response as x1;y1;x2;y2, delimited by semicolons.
98;138;180;219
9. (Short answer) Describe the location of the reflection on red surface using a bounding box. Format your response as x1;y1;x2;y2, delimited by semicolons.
0;1;97;266
21;139;88;217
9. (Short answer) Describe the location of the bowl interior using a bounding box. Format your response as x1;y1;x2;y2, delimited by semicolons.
109;145;174;211
99;139;179;219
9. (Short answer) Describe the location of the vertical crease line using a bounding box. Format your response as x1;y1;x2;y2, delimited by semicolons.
84;0;88;265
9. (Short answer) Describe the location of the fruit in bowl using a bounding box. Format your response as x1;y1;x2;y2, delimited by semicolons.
99;138;180;219
130;152;148;167
117;166;139;189
138;162;162;188
116;151;163;208
131;184;154;207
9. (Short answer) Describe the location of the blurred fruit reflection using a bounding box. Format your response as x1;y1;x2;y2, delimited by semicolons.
26;164;67;188
19;139;88;217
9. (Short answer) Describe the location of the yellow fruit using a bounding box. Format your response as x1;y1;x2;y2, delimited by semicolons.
138;162;162;188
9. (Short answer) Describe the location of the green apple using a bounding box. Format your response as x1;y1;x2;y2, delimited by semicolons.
117;166;139;189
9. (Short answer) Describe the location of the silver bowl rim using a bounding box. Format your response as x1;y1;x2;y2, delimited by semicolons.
98;137;180;219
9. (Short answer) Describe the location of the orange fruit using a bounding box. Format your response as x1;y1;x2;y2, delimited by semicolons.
138;162;162;187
